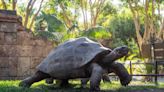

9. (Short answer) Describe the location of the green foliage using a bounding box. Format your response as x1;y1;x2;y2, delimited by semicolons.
35;0;141;60
0;0;12;9
37;12;67;32
17;4;26;16
34;12;67;43
127;38;140;59
101;1;117;16
107;11;140;59
35;13;112;44
98;1;118;27
109;14;136;45
81;26;112;41
106;9;143;60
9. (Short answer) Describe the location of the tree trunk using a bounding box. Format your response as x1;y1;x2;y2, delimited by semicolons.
128;1;143;52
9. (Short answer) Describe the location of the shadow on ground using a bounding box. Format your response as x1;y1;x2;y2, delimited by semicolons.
30;84;164;92
0;82;164;92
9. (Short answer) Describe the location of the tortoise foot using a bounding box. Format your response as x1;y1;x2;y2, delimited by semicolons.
59;80;70;88
89;87;100;92
81;84;87;88
45;78;54;84
19;81;31;88
121;75;132;86
60;83;70;88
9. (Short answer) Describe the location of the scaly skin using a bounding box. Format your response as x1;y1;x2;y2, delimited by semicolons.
110;62;132;86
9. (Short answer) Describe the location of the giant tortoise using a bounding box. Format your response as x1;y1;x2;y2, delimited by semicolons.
19;37;131;92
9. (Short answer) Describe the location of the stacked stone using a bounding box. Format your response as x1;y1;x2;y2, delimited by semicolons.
0;10;54;80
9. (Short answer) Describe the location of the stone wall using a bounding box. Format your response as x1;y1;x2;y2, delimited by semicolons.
0;10;55;80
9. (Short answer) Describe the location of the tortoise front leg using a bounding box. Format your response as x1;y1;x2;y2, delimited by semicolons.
90;63;104;92
110;62;132;86
19;71;51;88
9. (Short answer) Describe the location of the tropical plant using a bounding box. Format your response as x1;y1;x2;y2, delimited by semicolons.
34;12;67;43
81;26;112;40
35;12;113;44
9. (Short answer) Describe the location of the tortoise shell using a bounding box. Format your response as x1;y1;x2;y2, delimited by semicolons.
37;37;111;76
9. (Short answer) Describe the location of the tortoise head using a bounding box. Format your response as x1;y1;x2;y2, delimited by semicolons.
102;46;129;64
112;46;129;59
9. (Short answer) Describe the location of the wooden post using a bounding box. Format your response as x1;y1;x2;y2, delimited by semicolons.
130;61;133;75
150;34;158;85
155;60;158;85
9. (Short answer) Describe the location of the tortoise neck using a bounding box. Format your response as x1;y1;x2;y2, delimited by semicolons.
102;51;117;64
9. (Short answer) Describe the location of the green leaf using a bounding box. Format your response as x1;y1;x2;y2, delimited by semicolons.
42;12;67;32
82;26;112;40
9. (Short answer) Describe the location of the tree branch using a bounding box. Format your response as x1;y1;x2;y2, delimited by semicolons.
24;0;36;29
143;0;149;40
24;0;33;28
157;0;162;24
152;0;155;17
93;0;105;26
1;0;7;9
128;0;143;49
84;0;88;29
80;0;87;30
29;0;36;11
89;0;93;26
59;3;72;28
12;0;17;10
29;0;44;29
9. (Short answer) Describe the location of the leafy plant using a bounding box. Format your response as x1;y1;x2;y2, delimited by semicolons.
81;26;112;40
34;12;68;43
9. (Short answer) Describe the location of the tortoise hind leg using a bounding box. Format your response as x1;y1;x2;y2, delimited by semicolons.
45;78;54;84
19;71;51;88
45;78;69;87
58;79;69;87
81;78;89;88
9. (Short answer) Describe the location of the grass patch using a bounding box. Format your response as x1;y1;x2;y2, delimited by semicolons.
0;80;164;92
